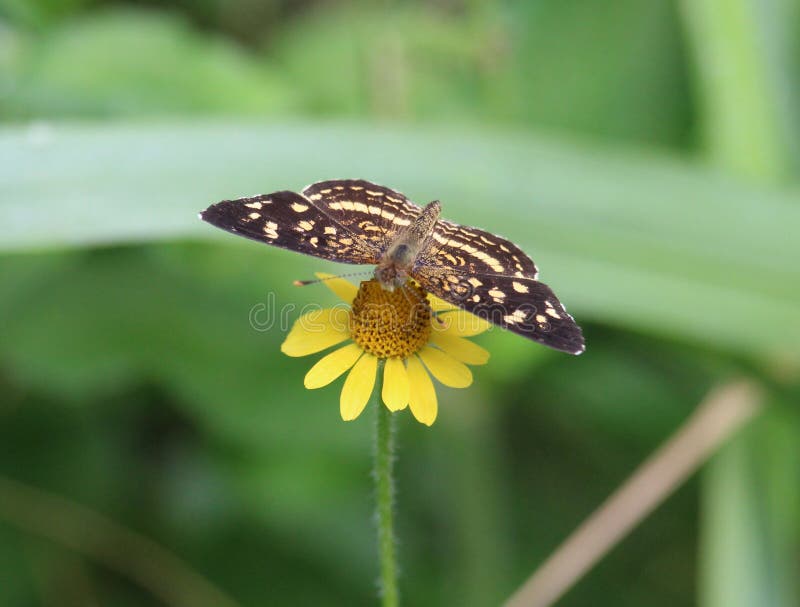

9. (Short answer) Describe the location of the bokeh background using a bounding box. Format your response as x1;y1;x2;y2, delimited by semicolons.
1;1;799;606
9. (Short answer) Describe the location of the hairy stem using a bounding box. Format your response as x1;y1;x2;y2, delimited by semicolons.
373;361;399;607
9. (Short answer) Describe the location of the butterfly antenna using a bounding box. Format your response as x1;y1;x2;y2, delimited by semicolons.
293;270;372;287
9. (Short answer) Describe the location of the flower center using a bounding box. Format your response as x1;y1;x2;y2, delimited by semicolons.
350;279;432;359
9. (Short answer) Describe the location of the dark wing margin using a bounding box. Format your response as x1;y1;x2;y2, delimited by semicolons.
417;219;539;278
417;271;584;355
301;179;423;251
199;191;381;265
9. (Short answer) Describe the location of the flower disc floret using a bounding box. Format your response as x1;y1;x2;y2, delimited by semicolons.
349;280;432;359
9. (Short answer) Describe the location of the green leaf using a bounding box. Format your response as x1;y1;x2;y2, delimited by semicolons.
679;0;800;179
699;410;800;607
3;121;798;358
3;9;296;119
681;3;800;607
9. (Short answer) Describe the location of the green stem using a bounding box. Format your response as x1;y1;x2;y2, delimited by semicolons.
373;361;399;607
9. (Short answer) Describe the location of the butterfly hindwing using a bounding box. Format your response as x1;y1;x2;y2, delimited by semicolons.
416;271;584;354
200;192;380;265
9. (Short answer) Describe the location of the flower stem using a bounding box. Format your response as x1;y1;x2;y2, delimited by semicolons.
373;361;399;607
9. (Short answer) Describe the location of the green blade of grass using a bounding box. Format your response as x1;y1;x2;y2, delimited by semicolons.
680;2;800;607
679;0;799;180
700;412;800;607
1;121;798;357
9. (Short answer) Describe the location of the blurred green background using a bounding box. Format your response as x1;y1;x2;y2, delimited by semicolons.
1;1;799;606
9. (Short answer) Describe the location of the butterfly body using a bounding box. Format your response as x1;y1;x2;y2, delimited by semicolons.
200;179;585;355
376;200;441;290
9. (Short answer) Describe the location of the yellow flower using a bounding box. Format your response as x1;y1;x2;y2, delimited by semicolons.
281;273;492;425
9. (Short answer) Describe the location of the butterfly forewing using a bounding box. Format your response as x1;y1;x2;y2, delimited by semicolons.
200;192;380;265
302;179;423;252
420;219;539;278
409;213;583;352
417;271;584;355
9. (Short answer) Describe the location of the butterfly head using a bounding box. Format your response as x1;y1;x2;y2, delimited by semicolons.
374;262;409;292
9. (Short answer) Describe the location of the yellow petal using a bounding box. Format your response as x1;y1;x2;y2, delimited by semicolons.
434;310;493;336
430;331;490;365
304;343;363;389
428;295;458;312
315;272;358;304
407;356;437;425
340;352;378;421
281;308;350;357
382;357;409;411
417;346;473;388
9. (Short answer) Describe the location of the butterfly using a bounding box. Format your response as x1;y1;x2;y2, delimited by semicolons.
200;179;585;354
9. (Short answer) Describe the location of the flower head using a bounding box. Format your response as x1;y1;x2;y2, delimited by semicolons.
281;273;492;425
